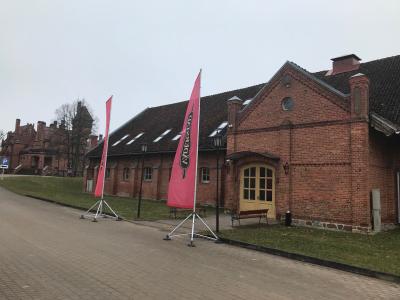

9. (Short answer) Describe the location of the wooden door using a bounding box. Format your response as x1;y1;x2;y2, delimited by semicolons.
240;165;275;219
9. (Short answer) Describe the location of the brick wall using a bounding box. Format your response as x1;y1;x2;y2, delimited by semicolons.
86;151;223;206
224;66;382;230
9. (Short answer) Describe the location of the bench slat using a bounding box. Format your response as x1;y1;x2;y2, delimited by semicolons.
239;209;268;216
231;209;269;226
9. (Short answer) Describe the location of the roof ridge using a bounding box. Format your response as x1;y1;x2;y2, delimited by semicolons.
202;82;265;99
145;82;266;110
361;54;400;65
286;61;348;97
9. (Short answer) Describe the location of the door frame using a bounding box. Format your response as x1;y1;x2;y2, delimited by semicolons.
239;164;276;219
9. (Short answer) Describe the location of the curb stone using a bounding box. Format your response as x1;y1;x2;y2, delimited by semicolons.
218;237;400;284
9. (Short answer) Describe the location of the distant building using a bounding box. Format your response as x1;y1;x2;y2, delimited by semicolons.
1;101;97;175
85;54;400;232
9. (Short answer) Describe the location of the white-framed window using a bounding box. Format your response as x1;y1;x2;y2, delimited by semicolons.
112;134;129;146
153;129;172;142
200;167;210;183
209;121;228;137
127;132;144;145
122;168;130;181
143;167;152;181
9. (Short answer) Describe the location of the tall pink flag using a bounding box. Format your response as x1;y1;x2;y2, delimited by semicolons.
94;96;112;198
167;71;201;209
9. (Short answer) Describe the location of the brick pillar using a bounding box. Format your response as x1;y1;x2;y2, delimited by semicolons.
223;162;239;211
349;73;371;229
225;96;243;211
227;96;243;154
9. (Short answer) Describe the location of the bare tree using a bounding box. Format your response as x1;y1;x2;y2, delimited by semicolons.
0;130;5;152
55;99;97;176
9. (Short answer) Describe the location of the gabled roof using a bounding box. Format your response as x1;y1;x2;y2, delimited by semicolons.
88;54;400;158
238;60;350;122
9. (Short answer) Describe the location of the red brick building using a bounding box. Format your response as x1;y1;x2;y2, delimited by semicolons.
85;54;400;232
1;102;97;175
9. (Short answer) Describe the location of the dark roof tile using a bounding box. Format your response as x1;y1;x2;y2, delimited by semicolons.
88;84;264;157
314;55;400;124
88;55;400;157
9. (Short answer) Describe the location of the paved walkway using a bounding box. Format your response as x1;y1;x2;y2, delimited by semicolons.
0;187;399;299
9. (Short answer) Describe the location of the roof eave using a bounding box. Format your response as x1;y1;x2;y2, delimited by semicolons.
370;112;400;136
86;147;227;159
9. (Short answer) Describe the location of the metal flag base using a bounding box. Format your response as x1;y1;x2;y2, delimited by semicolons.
80;198;121;222
163;211;219;246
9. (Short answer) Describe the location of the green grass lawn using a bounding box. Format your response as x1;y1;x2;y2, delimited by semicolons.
0;176;174;220
220;224;400;276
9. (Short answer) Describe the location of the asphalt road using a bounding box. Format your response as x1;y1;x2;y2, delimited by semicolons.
0;187;399;300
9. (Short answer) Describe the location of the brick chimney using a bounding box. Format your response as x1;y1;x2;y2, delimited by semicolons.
36;121;46;141
349;73;370;119
227;96;243;132
50;121;57;129
326;54;361;76
15;119;21;135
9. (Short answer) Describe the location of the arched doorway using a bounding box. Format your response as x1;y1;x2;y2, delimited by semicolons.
240;164;276;219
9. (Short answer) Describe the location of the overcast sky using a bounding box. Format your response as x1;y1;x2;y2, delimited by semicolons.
1;0;399;135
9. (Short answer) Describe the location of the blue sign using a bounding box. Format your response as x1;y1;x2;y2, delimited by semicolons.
1;156;9;169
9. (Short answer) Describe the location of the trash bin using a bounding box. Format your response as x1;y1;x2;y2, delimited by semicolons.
285;211;292;226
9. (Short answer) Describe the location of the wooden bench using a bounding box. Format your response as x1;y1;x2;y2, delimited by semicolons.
231;209;269;226
169;206;207;219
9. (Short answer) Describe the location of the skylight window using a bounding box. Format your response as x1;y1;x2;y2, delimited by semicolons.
112;134;129;147
153;129;172;142
126;132;144;145
243;98;252;106
209;121;228;137
172;134;181;141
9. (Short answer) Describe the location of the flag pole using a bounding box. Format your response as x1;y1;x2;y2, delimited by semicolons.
188;69;202;246
164;69;218;246
100;98;111;201
81;96;120;222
